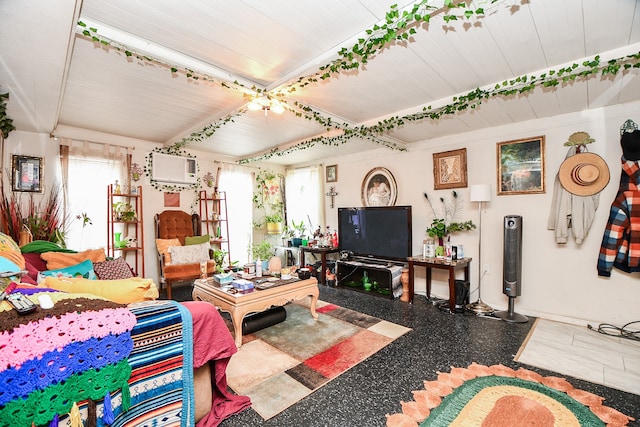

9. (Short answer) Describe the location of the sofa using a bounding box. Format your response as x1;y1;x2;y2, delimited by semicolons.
0;237;251;426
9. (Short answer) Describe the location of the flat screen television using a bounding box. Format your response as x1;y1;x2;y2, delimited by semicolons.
338;206;412;262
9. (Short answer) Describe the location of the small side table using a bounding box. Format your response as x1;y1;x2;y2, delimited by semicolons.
407;256;472;312
299;246;340;285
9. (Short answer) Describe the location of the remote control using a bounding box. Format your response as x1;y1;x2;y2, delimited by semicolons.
7;293;37;315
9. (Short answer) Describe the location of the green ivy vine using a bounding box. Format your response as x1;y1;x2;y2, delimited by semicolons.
74;1;640;164
144;146;201;204
238;50;640;163
0;92;16;139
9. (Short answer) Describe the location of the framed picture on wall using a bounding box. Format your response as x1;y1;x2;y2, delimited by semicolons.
433;148;468;190
361;167;397;207
11;155;43;193
326;164;337;182
497;136;545;195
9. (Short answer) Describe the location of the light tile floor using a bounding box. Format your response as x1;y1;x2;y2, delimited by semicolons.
515;318;640;396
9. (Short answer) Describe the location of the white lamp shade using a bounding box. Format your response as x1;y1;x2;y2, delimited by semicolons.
470;184;491;202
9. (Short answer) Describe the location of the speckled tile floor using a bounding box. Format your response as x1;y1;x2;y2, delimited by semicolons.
170;284;640;426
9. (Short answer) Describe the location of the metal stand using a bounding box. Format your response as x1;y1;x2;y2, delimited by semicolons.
466;199;494;315
495;296;528;323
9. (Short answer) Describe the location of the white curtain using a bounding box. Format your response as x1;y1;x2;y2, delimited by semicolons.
63;139;126;251
285;166;323;235
217;164;253;266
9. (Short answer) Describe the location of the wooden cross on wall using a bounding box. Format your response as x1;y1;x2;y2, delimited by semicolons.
326;186;338;208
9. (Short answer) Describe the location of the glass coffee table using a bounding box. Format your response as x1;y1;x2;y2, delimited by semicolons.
193;276;319;347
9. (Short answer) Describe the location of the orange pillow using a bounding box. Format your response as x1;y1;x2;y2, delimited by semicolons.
40;249;106;270
155;238;181;264
0;250;26;270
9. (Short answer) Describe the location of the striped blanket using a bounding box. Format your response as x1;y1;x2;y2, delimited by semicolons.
109;300;194;427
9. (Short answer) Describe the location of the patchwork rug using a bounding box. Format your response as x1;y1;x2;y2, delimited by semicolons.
386;363;635;427
225;300;411;420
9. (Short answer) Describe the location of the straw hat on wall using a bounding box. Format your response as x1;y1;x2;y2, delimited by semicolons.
558;152;610;196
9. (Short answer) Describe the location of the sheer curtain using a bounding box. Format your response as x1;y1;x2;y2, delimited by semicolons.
217;164;253;266
285;166;323;235
61;139;126;251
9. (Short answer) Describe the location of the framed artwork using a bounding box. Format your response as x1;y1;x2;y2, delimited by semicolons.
11;155;43;193
326;164;338;183
497;136;545;195
433;148;468;190
164;192;180;207
361;167;397;207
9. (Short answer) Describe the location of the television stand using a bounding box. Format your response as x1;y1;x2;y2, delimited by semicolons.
336;259;405;299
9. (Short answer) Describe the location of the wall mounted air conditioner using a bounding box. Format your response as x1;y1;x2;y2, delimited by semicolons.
151;152;197;184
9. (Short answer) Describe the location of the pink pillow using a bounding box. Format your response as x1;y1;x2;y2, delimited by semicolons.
22;253;47;283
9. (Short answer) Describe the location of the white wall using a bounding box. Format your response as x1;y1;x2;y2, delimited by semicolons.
0;130;239;288
4;101;639;327
319;100;640;327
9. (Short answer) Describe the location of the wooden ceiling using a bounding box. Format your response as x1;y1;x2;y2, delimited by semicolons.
1;0;639;165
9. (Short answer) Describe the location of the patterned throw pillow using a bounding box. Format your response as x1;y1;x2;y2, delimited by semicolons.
37;259;97;284
168;242;210;265
93;257;135;280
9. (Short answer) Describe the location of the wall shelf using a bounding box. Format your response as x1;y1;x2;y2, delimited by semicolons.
199;189;230;267
107;185;145;276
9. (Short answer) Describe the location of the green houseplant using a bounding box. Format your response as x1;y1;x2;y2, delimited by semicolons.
212;249;228;273
113;202;136;221
251;240;273;261
253;169;285;233
290;219;308;247
424;191;475;255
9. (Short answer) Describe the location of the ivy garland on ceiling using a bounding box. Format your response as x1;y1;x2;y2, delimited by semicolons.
239;51;640;163
76;0;640;164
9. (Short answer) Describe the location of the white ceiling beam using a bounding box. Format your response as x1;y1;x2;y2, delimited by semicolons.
266;0;452;93
78;17;265;92
360;42;640;129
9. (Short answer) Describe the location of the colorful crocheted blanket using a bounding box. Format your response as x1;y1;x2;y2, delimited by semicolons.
0;292;194;427
0;290;137;426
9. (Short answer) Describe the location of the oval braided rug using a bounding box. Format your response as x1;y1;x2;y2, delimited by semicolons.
386;363;635;427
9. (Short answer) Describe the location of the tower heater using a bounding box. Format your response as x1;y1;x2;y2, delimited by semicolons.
495;215;528;323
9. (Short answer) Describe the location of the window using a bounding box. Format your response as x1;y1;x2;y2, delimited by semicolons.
285;166;322;235
62;141;126;251
218;167;253;265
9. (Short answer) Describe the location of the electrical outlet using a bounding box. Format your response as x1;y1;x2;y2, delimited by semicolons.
483;263;490;274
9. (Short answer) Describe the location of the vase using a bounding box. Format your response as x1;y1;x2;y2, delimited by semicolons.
400;268;410;302
435;236;446;257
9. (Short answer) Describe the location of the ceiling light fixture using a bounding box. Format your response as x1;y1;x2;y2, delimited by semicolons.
247;95;285;116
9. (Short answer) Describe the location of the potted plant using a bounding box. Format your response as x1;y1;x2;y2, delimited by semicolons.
424;192;475;256
264;213;283;235
251;240;273;262
281;224;295;246
290;219;307;247
212;249;228;273
253;169;285;233
113;202;136;221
